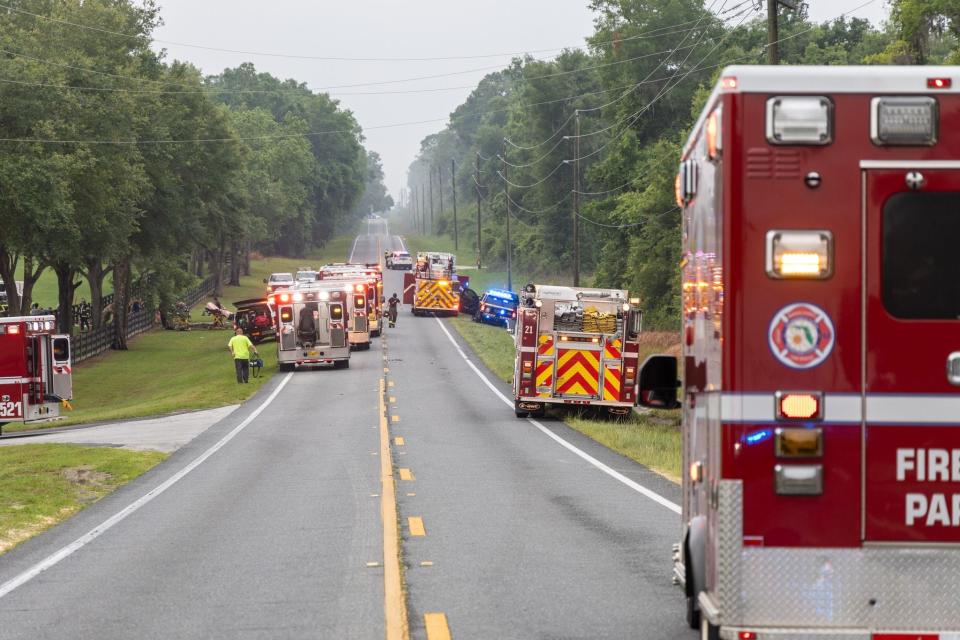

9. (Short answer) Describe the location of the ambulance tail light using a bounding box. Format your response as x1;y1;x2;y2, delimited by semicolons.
775;391;822;421
330;304;343;321
766;230;832;279
4;325;19;335
355;284;364;292
738;632;757;640
871;96;938;146
279;307;293;323
624;366;636;386
279;293;291;303
775;427;823;458
766;96;833;145
354;295;365;308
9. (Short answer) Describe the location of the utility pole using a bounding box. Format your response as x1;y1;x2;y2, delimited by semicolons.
475;153;482;269
428;171;434;234
437;165;443;216
411;185;417;231
421;184;427;235
572;110;581;287
502;142;512;291
451;158;459;251
767;0;784;65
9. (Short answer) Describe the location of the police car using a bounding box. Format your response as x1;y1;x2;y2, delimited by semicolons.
473;289;519;327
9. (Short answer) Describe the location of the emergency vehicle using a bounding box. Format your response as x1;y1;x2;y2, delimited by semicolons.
268;284;350;370
0;316;72;425
513;284;642;418
635;66;960;639
319;263;382;343
403;252;468;316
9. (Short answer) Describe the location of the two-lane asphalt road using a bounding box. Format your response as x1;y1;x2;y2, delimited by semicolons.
0;221;694;639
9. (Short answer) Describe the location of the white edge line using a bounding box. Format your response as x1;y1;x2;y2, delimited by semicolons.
0;372;295;600
433;317;681;515
348;235;361;263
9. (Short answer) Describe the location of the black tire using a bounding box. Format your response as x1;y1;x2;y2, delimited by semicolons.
334;359;349;370
514;402;529;418
686;595;700;630
279;362;294;372
530;408;546;419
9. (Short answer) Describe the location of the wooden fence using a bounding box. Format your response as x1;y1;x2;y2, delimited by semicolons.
72;272;220;363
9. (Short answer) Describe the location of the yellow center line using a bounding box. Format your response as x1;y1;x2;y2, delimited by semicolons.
424;613;451;640
399;468;414;481
408;516;426;537
394;436;405;446
379;378;409;640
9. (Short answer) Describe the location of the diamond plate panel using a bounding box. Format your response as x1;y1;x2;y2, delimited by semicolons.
713;482;960;632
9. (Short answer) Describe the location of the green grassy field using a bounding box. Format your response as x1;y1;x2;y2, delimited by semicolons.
448;314;682;481
0;444;166;555
4;329;277;433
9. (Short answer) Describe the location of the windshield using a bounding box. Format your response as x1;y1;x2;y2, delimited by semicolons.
270;273;294;282
296;271;317;281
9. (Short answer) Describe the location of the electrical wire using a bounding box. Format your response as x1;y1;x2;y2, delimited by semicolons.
575;207;679;229
506;190;571;215
0;3;719;63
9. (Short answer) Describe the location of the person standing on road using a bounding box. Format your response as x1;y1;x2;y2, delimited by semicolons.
387;293;400;328
228;326;258;384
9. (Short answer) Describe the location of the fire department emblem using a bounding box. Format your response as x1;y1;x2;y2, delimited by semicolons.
768;303;835;369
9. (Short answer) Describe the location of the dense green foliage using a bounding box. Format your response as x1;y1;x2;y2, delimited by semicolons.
401;0;958;328
0;1;383;338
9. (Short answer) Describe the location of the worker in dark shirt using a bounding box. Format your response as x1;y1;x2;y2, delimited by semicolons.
387;293;400;328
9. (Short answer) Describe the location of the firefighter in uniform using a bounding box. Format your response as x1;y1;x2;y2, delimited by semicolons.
387;293;400;328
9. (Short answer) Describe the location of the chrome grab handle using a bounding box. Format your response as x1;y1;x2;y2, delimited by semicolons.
948;352;960;386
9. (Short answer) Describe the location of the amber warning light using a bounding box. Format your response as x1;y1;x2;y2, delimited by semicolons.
777;393;821;420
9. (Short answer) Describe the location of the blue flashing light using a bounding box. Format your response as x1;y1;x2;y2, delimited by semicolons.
486;289;518;301
744;429;773;446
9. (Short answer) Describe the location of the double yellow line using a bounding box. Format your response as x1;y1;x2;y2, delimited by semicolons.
379;376;409;640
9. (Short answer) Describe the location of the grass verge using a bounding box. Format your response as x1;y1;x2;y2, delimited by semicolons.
6;328;277;432
448;314;682;482
0;444;166;555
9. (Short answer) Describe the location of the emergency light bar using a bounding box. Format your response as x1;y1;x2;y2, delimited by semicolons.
765;230;832;279
765;96;832;145
871;96;938;146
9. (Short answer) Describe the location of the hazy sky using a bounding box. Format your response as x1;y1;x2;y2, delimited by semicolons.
151;0;889;201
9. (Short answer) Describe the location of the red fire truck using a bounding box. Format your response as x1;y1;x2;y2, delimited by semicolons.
513;285;643;418
636;65;960;639
0;315;73;426
403;252;469;316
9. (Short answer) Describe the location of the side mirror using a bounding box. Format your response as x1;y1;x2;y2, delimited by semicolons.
637;355;680;409
262;278;267;284
629;309;642;337
381;295;386;303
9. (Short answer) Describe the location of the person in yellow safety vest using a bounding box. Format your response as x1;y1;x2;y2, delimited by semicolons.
228;326;259;384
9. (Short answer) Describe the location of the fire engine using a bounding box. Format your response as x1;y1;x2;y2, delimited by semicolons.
268;284;351;370
635;65;960;639
403;252;468;316
0;316;72;426
513;284;642;418
319;263;380;346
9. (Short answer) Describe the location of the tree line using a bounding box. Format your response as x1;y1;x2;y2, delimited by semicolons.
402;0;958;329
0;0;390;344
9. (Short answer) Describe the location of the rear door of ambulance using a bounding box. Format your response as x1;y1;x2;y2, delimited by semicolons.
863;162;960;544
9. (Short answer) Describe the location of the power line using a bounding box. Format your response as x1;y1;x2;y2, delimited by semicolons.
575;207;679;229
0;3;719;63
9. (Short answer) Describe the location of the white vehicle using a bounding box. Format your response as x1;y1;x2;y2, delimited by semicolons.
295;269;318;283
268;283;351;370
385;251;413;270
